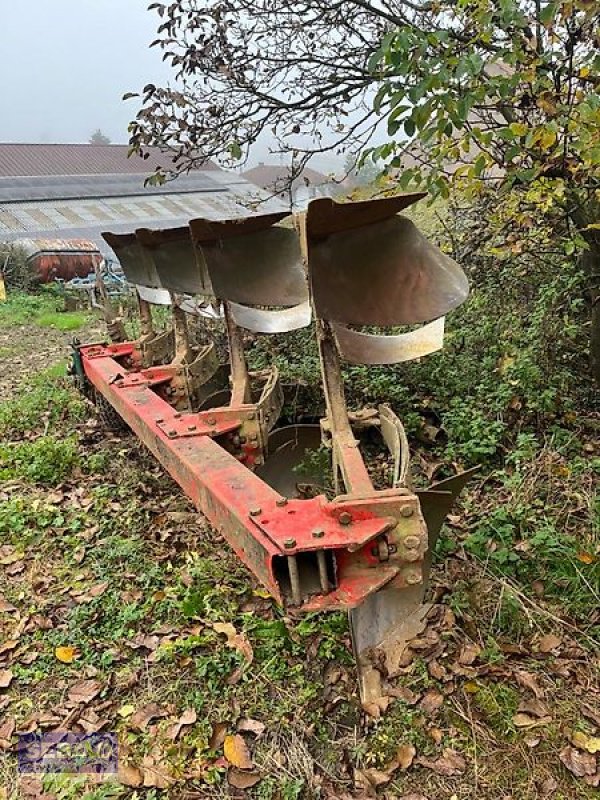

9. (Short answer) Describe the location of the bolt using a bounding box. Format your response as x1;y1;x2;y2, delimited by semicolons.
401;506;414;518
312;528;325;539
338;512;352;526
250;433;258;441
249;507;262;517
284;538;296;549
206;416;216;425
156;417;164;424
406;570;422;585
404;535;420;549
174;413;181;419
168;430;177;438
188;425;196;432
276;498;288;507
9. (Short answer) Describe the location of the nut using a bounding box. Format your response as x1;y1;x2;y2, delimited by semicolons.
249;507;262;517
338;512;352;526
405;570;422;585
312;528;325;539
403;535;421;549
400;506;414;518
284;538;296;549
206;416;216;426
276;498;288;507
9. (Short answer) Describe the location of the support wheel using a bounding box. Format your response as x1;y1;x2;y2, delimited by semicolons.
93;389;128;433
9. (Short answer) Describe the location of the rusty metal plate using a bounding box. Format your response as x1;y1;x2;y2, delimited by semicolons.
306;197;469;325
102;231;162;289
256;425;324;498
190;215;307;307
229;300;312;333
332;317;445;364
136;226;213;296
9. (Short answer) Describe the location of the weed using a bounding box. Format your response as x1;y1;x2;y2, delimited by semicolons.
0;435;79;484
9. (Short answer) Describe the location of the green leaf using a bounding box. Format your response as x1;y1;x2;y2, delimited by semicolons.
404;118;416;138
229;142;242;160
539;2;557;28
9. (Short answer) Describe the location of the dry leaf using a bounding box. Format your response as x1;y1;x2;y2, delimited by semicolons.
396;744;416;771
559;745;596;777
515;670;545;699
224;734;253;770
0;598;17;613
130;703;168;731
212;622;253;663
354;767;391;794
237;718;266;737
538;634;561;653
118;704;135;718
54;646;78;664
0;670;14;688
572;731;600;754
118;763;143;787
141;755;174;788
581;704;600;728
228;768;261;789
513;712;552;729
0;718;15;749
458;642;481;665
168;708;197;741
209;721;228;750
539;776;558;796
518;698;550;719
418;748;466;776
420;689;444;715
67;679;102;705
576;552;595;564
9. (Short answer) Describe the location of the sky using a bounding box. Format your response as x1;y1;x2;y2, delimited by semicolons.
0;1;342;171
0;0;170;145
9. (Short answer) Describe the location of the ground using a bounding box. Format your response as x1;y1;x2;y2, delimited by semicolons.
0;292;598;800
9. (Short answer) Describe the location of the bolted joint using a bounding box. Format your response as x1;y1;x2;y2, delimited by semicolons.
284;537;296;549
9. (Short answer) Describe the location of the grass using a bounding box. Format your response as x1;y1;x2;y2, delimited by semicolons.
0;266;598;799
0;288;89;330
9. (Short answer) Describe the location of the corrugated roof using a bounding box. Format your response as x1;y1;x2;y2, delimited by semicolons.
1;189;288;256
0;143;219;178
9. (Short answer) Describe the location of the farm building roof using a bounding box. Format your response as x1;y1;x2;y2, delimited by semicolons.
0;143;220;178
0;144;285;257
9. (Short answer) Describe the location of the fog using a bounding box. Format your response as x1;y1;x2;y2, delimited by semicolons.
0;1;345;171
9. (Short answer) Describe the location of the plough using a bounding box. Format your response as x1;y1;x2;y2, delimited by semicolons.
72;193;473;704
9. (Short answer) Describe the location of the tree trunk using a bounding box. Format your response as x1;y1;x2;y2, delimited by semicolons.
582;234;600;386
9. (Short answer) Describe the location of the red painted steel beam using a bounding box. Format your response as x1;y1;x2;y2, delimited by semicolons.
81;345;407;610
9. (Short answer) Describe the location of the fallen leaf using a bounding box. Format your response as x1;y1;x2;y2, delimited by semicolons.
228;768;261;789
67;679;102;705
576;552;595;564
210;721;228;750
212;622;253;664
0;718;15;749
118;704;135;718
0;640;18;655
418;748;466;776
237;718;266;737
141;755;174;788
539;776;558;796
458;642;481;665
224;734;253;770
0;670;14;688
572;731;600;754
55;646;78;664
0;598;17;613
515;670;545;699
513;712;552;729
559;745;596;777
581;703;600;728
118;763;143;787
420;689;444;715
395;743;416;771
167;708;197;741
538;634;561;653
518;698;550;719
130;703;168;731
354;767;391;794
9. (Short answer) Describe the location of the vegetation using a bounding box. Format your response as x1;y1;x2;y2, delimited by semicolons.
0;289;88;331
